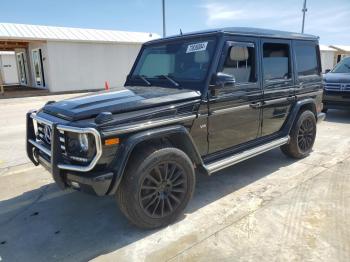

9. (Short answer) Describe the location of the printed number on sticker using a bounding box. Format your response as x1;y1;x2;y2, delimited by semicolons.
186;42;208;53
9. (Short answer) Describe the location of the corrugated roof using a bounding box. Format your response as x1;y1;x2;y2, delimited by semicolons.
0;23;160;44
330;45;350;52
319;45;336;51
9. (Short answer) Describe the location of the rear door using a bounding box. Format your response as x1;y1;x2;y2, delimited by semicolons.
208;36;263;154
260;39;295;137
293;40;322;96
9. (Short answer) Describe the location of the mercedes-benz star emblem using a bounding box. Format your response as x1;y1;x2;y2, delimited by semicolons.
44;125;52;144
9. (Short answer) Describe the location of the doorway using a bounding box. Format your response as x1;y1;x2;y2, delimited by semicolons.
32;49;45;88
16;52;28;86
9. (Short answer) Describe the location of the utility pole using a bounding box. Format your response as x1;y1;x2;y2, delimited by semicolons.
301;0;307;34
162;0;166;37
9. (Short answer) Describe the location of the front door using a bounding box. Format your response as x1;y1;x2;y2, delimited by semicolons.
16;52;28;85
260;39;295;137
208;37;262;154
32;49;45;88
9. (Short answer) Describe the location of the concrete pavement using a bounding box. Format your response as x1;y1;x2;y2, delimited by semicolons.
0;94;350;261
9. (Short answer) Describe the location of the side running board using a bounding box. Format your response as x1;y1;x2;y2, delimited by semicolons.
205;136;290;174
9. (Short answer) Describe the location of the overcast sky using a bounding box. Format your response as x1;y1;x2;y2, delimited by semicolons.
1;0;349;45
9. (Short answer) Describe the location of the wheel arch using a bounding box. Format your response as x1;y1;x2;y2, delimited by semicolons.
106;125;204;195
283;98;317;135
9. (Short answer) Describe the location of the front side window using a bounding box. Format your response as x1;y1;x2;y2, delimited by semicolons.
332;57;350;73
221;43;256;84
130;37;217;88
263;43;291;80
295;42;319;76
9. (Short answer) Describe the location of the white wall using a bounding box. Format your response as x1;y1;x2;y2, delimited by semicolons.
320;51;335;72
0;53;19;84
46;41;141;92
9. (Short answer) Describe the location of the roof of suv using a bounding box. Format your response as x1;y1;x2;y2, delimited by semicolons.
149;27;318;43
220;27;318;40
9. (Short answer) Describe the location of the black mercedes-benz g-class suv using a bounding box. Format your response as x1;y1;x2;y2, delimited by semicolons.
323;57;350;112
27;28;325;229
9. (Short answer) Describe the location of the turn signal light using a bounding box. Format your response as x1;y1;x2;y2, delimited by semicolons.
105;138;120;146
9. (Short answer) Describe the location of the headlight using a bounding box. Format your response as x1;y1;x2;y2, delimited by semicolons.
78;134;89;152
65;132;96;163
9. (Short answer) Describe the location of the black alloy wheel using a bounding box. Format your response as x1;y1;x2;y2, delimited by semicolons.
139;162;187;218
116;146;195;229
280;110;316;159
297;118;316;152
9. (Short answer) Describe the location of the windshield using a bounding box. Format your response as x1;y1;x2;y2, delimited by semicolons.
332;57;350;73
129;36;217;89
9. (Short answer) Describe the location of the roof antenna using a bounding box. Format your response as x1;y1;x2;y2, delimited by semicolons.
180;29;183;35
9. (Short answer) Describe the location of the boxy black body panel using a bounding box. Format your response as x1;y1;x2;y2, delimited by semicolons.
26;28;324;196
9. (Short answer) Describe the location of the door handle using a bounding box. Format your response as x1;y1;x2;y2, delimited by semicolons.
249;102;263;109
287;96;296;102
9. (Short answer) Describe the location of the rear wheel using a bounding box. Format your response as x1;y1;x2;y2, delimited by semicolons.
281;110;316;159
116;146;195;229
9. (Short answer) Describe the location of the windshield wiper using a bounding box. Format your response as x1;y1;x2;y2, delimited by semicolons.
155;75;180;88
133;75;152;86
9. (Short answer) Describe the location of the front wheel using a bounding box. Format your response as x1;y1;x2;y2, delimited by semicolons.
116;146;195;229
281;110;316;159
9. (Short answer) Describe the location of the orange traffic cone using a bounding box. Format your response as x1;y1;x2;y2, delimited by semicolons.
105;81;110;91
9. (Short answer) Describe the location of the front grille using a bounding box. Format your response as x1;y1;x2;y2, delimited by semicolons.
37;122;50;146
325;83;350;92
58;130;67;154
36;122;66;154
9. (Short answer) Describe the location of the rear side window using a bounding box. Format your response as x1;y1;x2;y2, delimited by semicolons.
221;43;256;84
263;43;291;80
295;42;320;76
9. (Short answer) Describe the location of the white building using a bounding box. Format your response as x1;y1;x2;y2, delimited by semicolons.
0;23;159;92
0;51;19;84
329;45;350;64
319;45;337;72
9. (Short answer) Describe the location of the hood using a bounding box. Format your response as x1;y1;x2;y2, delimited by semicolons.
43;86;201;121
324;72;350;83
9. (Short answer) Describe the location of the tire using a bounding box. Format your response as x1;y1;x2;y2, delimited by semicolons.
116;146;195;229
281;110;316;159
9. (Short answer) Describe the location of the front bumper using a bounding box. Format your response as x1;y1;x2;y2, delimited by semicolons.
323;91;350;110
26;112;113;196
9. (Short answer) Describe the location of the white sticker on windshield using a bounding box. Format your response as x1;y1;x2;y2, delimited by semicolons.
186;42;208;53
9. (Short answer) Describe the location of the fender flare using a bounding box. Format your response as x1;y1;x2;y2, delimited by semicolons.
106;125;204;195
282;98;317;135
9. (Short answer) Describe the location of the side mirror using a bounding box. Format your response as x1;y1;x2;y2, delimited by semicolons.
212;72;236;90
325;69;331;74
